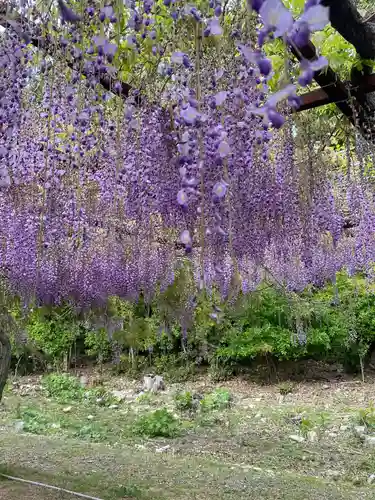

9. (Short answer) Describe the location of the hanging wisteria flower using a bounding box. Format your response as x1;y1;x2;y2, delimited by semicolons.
298;55;328;86
0;167;10;188
291;2;330;47
298;3;330;31
257;58;272;76
180;230;192;253
180;104;200;125
57;0;81;23
266;84;297;107
157;61;172;76
217;140;231;158
171;52;188;64
213;181;228;199
177;189;188;206
92;36;118;58
1;0;374;316
214;91;228;106
250;83;296;127
267;109;285;128
259;0;293;38
100;5;114;21
249;0;265;13
207;18;223;36
236;43;257;63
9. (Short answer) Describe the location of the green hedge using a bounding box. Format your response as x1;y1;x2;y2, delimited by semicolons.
7;271;375;376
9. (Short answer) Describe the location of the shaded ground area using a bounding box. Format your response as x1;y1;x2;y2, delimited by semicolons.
1;373;375;499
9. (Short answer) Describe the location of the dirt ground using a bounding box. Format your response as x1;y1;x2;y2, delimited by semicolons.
0;481;77;500
2;370;375;499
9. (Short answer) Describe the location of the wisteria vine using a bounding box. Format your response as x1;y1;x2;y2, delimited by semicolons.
0;0;374;317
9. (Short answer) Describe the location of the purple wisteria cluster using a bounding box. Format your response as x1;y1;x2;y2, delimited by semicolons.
0;0;374;309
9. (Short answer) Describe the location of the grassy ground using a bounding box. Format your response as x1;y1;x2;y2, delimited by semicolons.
0;481;77;500
1;372;375;499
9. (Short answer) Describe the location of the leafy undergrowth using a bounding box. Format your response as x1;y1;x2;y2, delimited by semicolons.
2;374;375;498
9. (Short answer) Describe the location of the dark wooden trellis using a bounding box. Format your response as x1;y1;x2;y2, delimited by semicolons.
293;4;375;140
294;37;375;129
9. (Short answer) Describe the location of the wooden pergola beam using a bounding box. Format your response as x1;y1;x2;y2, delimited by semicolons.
290;40;358;126
297;73;375;112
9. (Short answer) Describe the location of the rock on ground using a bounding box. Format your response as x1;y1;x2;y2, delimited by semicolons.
364;435;375;448
143;375;165;392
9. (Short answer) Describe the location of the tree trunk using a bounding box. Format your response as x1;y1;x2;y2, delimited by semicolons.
0;330;11;402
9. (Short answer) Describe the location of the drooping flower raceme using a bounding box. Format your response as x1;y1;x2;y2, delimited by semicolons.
1;0;374;319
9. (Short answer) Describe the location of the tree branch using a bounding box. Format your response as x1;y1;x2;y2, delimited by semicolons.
321;0;375;60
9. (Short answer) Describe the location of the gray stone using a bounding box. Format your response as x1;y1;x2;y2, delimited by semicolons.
308;430;318;442
62;406;72;413
364;436;375;448
143;375;165;392
367;474;375;484
14;420;24;432
79;375;88;388
291;415;303;425
152;375;165;392
109;404;119;410
143;376;154;391
353;425;367;438
156;445;171;453
289;434;305;443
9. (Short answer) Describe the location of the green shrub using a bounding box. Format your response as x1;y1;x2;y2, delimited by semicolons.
174;391;194;411
299;416;314;438
84;329;112;365
8;270;375;380
208;359;235;382
200;388;231;412
26;305;82;369
72;423;111;442
19;408;50;434
113;353;150;377
153;354;196;382
42;373;83;402
83;387;118;407
358;404;375;431
133;408;180;437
